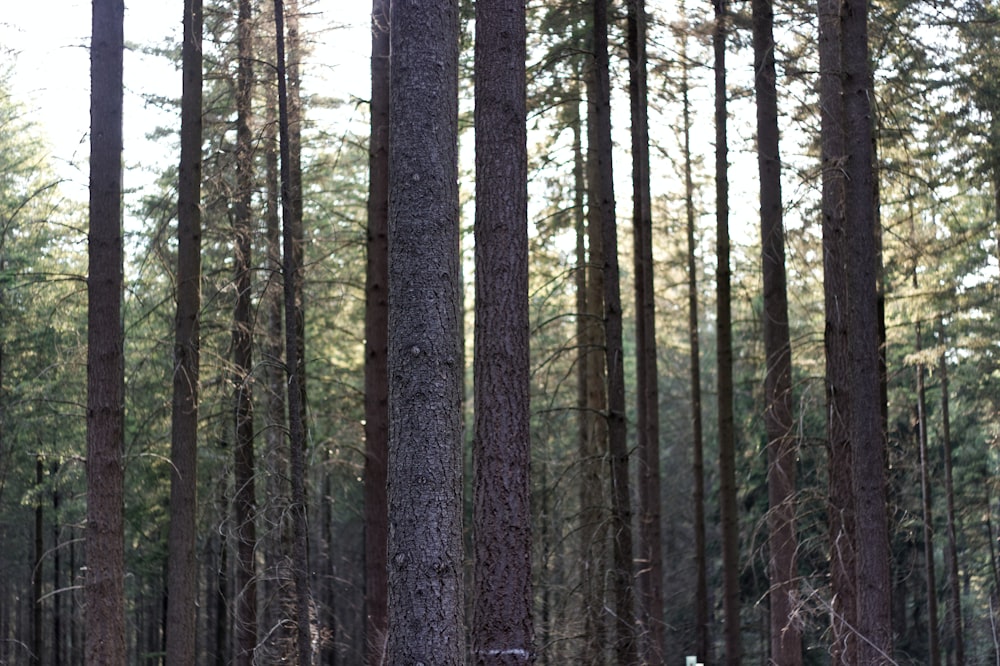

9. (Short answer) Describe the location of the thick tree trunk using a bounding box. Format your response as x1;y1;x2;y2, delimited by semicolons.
387;1;464;662
713;1;740;663
86;0;126;662
233;1;258;660
166;0;203;662
627;2;664;660
472;3;533;663
817;0;856;661
751;0;801;662
842;0;892;660
363;0;390;663
682;35;710;662
939;333;965;666
273;0;314;661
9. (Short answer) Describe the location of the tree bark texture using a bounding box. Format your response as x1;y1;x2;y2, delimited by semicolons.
233;1;258;661
166;0;203;662
364;0;390;662
274;0;314;661
843;0;893;660
472;4;533;663
915;319;941;666
939;333;965;666
751;0;801;662
627;1;664;660
86;0;127;663
387;1;465;663
714;1;740;663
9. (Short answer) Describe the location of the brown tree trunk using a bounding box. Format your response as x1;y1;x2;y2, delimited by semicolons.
386;1;464;662
363;0;390;662
233;1;258;660
627;2;664;660
939;331;965;666
33;457;42;666
591;0;637;661
817;0;855;661
472;3;533;663
166;0;203;661
86;0;126;662
751;0;801;661
713;0;740;663
682;30;710;662
915;317;941;666
842;0;892;659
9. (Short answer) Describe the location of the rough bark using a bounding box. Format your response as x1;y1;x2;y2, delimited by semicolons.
472;4;533;663
751;0;801;661
387;1;464;662
363;0;390;662
86;0;126;662
817;0;856;661
273;0;314;661
233;0;258;660
842;0;893;660
713;1;740;663
165;0;203;662
627;2;664;660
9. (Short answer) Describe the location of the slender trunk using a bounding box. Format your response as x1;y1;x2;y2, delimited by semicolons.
33;457;42;666
363;0;390;662
583;37;609;666
939;332;965;666
627;2;663;660
843;0;892;659
274;1;313;661
86;0;126;662
714;0;740;662
53;466;62;666
682;31;710;662
386;1;464;661
751;0;801;661
472;3;533;663
166;0;203;662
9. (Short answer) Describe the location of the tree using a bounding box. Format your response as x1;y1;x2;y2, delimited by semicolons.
363;0;390;662
165;0;203;662
842;0;893;659
627;1;664;660
86;0;126;663
233;0;258;660
472;2;533;663
386;0;464;662
751;0;800;660
713;0;740;662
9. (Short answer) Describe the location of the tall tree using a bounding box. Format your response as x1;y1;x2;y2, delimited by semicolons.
938;329;965;666
751;0;800;661
842;0;892;659
233;0;258;661
591;0;637;661
387;0;464;662
713;0;740;662
165;0;203;662
627;1;664;660
273;0;313;661
472;2;533;663
363;0;390;662
86;0;126;663
817;0;855;661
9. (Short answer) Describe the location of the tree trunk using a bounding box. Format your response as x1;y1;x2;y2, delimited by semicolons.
472;3;533;663
233;1;258;660
33;456;42;666
86;0;126;662
915;317;941;666
842;0;892;659
386;1;464;662
53;466;62;666
166;0;203;661
751;0;801;661
713;0;740;662
364;0;390;663
939;331;965;666
627;2;664;660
